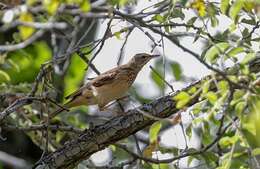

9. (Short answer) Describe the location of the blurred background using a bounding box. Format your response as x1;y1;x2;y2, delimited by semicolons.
0;0;259;169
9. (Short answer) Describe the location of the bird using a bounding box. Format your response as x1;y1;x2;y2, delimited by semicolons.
46;53;159;120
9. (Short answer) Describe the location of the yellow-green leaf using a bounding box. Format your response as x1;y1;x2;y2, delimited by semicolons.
80;0;91;12
243;1;255;12
252;148;260;156
188;87;197;94
43;0;60;15
229;0;244;21
217;80;229;95
235;101;247;115
241;52;256;65
206;91;218;105
0;70;11;82
173;91;191;109
226;47;244;58
221;0;230;14
18;12;35;40
205;42;230;63
153;14;164;23
114;31;121;40
149;121;162;143
191;0;207;17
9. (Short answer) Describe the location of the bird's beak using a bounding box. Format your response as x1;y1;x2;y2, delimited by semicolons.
150;54;160;58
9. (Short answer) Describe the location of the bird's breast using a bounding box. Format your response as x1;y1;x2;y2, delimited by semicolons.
94;79;132;108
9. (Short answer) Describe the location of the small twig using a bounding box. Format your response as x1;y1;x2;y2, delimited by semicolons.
242;21;260;40
0;30;45;52
77;50;101;75
29;63;52;97
133;134;142;155
117;27;134;66
128;19;161;48
47;98;70;112
0;97;45;124
76;20;97;47
88;18;114;65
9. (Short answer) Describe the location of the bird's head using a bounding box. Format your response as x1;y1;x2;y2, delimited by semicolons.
129;53;160;69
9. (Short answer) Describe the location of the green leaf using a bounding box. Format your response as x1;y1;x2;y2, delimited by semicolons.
151;68;165;90
114;31;121;39
188;86;197;94
241;52;255;65
180;0;189;6
64;52;87;97
171;9;185;20
187;156;194;166
229;23;237;32
205;42;230;63
152;164;169;169
235;101;247;115
170;61;182;81
202;80;210;94
173;91;191;109
0;70;10;82
18;12;35;40
186;124;192;138
206;91;218;105
243;1;255;12
226;47;244;59
242;27;250;39
202;122;212;145
193;29;201;43
153;14;164;23
241;18;257;25
202;152;219;167
229;0;244;21
191;103;202;115
187;17;197;26
7;59;20;72
56;131;65;143
219;135;239;148
80;0;91;12
217;80;229;95
210;16;219;27
208;3;217;17
252;148;260;156
149;121;162;143
221;0;230;14
43;0;60;15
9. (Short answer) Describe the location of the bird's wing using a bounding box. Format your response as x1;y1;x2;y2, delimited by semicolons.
65;67;121;99
65;83;92;100
92;68;119;87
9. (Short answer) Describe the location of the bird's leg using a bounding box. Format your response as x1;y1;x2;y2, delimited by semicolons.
116;100;125;113
99;95;130;112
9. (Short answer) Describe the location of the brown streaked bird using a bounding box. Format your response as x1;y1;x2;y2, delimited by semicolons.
47;53;159;120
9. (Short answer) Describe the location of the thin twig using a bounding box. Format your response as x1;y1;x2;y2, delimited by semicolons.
0;30;45;52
